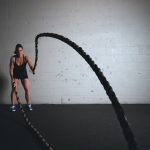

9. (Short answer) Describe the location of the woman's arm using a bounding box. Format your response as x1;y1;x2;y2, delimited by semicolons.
25;55;35;74
9;56;15;83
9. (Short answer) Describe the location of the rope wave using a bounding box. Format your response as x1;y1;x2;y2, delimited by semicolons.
33;33;138;150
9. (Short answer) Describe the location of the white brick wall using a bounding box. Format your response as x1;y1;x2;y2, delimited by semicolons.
0;0;150;104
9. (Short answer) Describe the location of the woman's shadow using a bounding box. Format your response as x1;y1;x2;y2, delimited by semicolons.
0;69;8;103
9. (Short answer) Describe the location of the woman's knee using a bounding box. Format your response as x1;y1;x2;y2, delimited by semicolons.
11;90;15;95
25;89;30;95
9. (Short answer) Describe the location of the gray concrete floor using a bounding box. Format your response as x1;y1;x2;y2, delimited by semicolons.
0;104;149;150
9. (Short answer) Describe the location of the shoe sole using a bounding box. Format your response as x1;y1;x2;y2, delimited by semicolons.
11;110;16;112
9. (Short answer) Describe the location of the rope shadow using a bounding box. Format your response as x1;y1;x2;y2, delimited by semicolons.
0;69;8;103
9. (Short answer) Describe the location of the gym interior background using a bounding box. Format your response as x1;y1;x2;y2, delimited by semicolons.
0;0;150;150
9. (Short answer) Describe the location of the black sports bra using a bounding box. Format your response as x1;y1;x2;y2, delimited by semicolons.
14;55;27;66
13;55;28;79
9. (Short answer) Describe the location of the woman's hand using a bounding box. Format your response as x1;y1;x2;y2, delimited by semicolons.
11;81;16;90
29;68;35;75
32;69;35;75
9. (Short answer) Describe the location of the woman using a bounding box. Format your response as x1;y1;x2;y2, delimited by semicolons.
9;44;35;112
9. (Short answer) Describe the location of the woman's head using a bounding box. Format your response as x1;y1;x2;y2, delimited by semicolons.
14;44;24;57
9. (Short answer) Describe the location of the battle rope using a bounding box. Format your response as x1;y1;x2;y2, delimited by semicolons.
33;33;138;150
12;82;54;150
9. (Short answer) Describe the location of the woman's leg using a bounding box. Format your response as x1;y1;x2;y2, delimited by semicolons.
11;79;19;105
21;78;31;104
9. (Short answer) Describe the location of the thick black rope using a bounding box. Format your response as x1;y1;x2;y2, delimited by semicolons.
33;33;138;150
12;83;54;150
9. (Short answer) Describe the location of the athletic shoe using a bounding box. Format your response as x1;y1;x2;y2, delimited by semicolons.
27;104;33;111
10;105;16;112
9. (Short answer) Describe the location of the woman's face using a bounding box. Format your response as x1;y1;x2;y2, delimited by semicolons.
17;47;24;57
